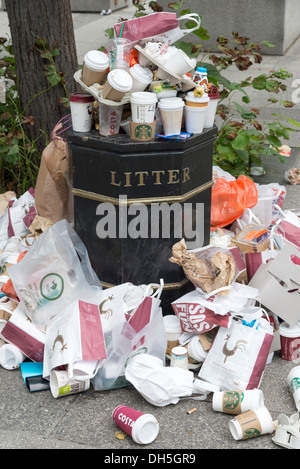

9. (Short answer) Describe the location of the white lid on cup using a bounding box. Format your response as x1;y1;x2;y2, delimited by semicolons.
107;69;133;92
158;97;184;110
130;64;153;84
279;321;300;338
0;344;25;370
132;413;159;445
130;91;158;105
84;50;109;71
163;315;182;333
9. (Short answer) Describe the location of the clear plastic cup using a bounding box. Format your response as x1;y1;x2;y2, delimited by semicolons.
105;38;133;71
99;101;123;137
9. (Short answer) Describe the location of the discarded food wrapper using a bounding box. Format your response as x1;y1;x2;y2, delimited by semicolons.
169;240;238;296
155;132;192;141
231;224;270;253
285;168;300;185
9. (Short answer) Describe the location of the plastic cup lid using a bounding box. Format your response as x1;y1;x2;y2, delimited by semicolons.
132;413;159;445
69;92;95;103
84;50;109;70
158;97;184;109
107;69;133;92
279;321;300;337
130;64;153;84
130;91;157;104
163;315;181;332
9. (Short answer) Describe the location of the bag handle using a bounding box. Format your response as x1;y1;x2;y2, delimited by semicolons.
178;13;201;35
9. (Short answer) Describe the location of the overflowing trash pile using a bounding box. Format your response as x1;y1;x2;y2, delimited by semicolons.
1;11;300;450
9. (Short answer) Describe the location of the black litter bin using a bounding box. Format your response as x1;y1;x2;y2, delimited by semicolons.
67;127;218;314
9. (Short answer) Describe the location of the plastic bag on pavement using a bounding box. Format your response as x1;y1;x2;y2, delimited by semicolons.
211;175;258;228
7;219;102;332
125;353;210;407
92;281;167;391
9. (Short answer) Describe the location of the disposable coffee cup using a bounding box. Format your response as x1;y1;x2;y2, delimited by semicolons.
185;91;210;108
171;345;189;370
129;64;153;93
279;322;300;361
105;38;132;71
213;389;264;415
158;97;184;136
130;92;157;124
50;369;90;398
287;366;300;411
229;406;274;441
186;336;208;363
0;343;26;370
82;50;109;87
163;49;196;76
184;104;207;134
69;92;95;132
163;315;182;357
99;101;123;137
112;405;159;445
102;69;132;102
204;92;220;128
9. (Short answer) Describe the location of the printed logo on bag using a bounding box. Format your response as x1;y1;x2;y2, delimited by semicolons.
99;295;114;319
222;334;247;363
50;329;68;357
40;273;64;300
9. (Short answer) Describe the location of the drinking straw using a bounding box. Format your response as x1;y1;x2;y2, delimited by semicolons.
111;21;125;71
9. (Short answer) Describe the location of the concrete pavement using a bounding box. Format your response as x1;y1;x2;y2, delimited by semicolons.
0;5;300;452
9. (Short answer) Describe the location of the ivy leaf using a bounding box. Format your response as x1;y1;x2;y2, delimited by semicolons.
232;132;249;150
261;41;275;48
252;75;267;90
43;64;61;86
217;143;235;160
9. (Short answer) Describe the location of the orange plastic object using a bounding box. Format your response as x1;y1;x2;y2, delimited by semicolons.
1;251;27;300
211;175;258;228
130;49;139;67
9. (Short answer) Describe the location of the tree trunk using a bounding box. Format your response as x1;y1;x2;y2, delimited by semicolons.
6;0;79;151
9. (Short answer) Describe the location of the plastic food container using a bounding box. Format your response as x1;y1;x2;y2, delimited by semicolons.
231;224;270;253
150;81;177;100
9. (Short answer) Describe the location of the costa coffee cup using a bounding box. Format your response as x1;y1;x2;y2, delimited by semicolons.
229;406;274;441
99;102;123;137
213;389;264;415
69;92;95;132
102;69;132;102
287;366;300;411
112;405;159;445
158;97;184;136
279;322;300;361
50;369;90;398
82;50;109;87
129;64;153;93
163;315;182;357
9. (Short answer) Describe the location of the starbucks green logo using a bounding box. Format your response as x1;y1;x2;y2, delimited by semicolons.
134;124;152;140
223;391;244;410
291;377;300;393
40;273;64;300
244;428;261;439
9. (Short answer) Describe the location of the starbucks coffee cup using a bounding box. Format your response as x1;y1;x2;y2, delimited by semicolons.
185;91;210;108
229;406;274;441
158;97;184;136
204;92;220;128
102;69;132;102
129;64;153;93
163;49;196;76
163;315;182;357
170;346;189;370
69;92;95;132
287;366;300;411
186;336;208;363
130;92;157;123
0;343;26;370
112;405;159;445
82;50;109;87
50;369;90;398
213;389;264;415
279;322;300;361
184;104;207;134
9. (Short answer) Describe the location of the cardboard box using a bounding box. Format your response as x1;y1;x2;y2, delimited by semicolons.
249;244;300;326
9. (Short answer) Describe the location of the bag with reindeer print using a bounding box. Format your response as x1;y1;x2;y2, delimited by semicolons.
198;308;274;391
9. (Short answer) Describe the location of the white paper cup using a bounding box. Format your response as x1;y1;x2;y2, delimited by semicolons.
204;94;219;128
187;336;208;363
279;322;300;361
287;366;300;411
102;69;133;102
0;343;26;370
50;369;90;398
130;92;157;123
99;102;123;137
229;406;274;441
69;92;95;132
158;97;184;136
82;50;109;87
171;345;189;370
163;315;182;356
185;91;210;108
213;389;264;414
112;405;159;445
129;64;153;93
184;104;207;134
163;49;196;76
